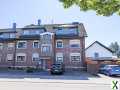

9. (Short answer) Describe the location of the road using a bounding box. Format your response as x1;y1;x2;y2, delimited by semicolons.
0;71;119;90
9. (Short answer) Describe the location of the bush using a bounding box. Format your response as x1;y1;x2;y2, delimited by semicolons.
26;67;34;73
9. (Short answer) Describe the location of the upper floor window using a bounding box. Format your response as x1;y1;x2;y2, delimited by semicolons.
94;52;99;58
56;40;63;48
17;41;27;49
69;39;80;48
42;46;51;53
23;29;44;35
9;33;16;38
0;33;15;38
23;30;29;35
33;41;39;48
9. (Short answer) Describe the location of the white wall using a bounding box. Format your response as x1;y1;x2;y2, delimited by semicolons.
86;43;113;58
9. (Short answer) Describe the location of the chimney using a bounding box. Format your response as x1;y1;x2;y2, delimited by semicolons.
12;22;16;31
38;19;41;25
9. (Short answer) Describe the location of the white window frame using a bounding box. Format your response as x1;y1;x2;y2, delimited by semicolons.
0;43;3;49
17;41;27;49
16;53;26;62
56;40;63;48
56;53;63;63
6;54;13;61
70;53;81;62
7;43;14;48
41;44;51;53
69;39;80;48
33;41;39;48
32;53;39;62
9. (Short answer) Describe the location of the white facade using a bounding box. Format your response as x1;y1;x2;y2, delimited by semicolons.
86;42;113;58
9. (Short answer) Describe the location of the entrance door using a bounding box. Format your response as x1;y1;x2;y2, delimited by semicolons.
42;60;47;70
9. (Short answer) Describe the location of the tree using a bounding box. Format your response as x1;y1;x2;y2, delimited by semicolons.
59;0;120;16
109;42;120;57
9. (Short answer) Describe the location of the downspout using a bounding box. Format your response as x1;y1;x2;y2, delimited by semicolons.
12;23;17;69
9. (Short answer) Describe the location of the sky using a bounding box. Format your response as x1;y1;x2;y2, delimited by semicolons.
0;0;120;47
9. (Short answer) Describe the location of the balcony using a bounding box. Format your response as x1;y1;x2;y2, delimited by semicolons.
0;33;16;41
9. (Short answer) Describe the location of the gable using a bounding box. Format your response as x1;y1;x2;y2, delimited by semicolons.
86;42;113;58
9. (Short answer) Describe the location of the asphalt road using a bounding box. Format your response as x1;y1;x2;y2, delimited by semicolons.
0;71;119;90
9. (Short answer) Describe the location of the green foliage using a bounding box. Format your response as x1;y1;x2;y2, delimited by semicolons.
26;67;34;73
59;0;120;16
109;42;120;57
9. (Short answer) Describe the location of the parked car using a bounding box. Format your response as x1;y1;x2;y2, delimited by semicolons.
50;63;65;75
99;64;107;74
101;65;120;76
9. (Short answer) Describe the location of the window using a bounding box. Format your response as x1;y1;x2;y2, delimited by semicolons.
40;33;52;44
17;41;27;49
7;54;13;61
94;52;99;58
23;30;29;35
56;40;63;48
8;43;14;48
42;46;50;53
56;53;63;63
33;41;39;48
70;39;80;48
0;43;3;49
16;53;26;62
3;33;9;38
10;33;15;38
32;53;39;61
70;53;81;62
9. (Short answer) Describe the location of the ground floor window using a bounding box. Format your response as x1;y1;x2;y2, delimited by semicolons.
70;53;81;62
7;54;13;61
32;53;39;61
16;53;26;62
56;53;63;63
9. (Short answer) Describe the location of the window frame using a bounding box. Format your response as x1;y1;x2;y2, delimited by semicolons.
33;41;39;48
16;53;26;62
56;53;63;63
69;39;80;48
17;41;27;49
94;52;99;58
56;40;63;48
6;54;13;62
70;53;81;62
32;53;39;62
7;43;14;48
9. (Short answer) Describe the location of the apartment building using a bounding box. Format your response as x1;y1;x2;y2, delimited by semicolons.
0;21;87;70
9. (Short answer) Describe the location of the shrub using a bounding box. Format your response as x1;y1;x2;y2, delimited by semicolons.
26;67;34;73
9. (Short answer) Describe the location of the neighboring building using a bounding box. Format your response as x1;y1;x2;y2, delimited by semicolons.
86;41;113;59
85;41;119;74
0;21;87;70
